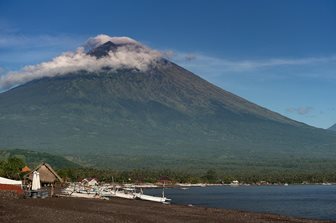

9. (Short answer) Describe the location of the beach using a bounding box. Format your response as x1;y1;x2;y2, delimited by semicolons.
0;196;332;223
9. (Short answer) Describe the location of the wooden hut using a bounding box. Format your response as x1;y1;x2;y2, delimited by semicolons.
25;162;63;196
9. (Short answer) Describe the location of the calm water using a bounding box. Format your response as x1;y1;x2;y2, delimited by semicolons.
145;185;336;220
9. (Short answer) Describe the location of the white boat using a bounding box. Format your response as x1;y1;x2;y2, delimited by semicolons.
176;183;206;187
79;189;98;194
62;183;170;203
135;193;171;203
135;188;171;204
322;183;332;186
68;192;98;199
230;180;239;187
100;188;136;200
62;184;99;198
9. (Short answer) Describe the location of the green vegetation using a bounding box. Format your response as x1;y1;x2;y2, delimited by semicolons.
202;169;218;183
0;63;336;173
0;149;80;169
0;157;26;179
57;167;336;184
0;154;335;184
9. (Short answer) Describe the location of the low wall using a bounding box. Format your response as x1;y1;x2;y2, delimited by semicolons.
0;184;24;197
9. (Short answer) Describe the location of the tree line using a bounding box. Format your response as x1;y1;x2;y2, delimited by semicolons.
0;157;26;179
1;157;336;184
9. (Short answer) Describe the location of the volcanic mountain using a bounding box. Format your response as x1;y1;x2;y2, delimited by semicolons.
329;124;336;131
1;35;336;172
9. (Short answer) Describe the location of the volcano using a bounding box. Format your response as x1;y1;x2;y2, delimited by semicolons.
0;35;335;171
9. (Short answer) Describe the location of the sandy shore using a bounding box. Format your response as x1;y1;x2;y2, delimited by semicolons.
0;196;333;223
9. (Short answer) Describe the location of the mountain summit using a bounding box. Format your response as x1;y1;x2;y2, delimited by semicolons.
83;35;139;51
0;35;336;171
0;35;160;91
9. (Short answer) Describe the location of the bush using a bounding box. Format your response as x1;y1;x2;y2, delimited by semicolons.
0;157;26;179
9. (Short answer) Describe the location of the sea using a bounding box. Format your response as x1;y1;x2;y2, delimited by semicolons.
145;185;336;221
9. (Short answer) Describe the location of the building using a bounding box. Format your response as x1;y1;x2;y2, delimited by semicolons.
0;177;23;196
21;165;31;173
25;162;63;196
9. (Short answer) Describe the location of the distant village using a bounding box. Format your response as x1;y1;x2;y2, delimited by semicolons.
0;159;246;202
2;156;333;204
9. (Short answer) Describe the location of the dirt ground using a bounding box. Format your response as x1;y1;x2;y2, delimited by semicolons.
0;196;333;223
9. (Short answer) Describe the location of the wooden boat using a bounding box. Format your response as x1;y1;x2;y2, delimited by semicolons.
135;188;171;204
68;192;98;199
100;187;136;200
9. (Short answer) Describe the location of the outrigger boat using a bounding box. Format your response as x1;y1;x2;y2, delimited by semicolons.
134;188;171;204
62;185;99;199
67;191;98;199
62;183;171;203
100;187;136;200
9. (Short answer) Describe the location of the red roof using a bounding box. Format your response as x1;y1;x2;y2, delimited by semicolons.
21;166;31;173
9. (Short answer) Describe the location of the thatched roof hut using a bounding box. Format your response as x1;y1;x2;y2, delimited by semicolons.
26;162;63;184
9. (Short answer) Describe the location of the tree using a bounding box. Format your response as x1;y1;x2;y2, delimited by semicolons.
2;157;26;179
202;169;218;183
0;160;5;177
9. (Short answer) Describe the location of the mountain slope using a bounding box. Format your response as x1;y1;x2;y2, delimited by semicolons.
0;37;335;171
0;149;80;169
329;124;336;131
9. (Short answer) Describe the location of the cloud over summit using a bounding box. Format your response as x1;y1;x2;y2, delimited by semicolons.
0;34;161;91
83;34;139;51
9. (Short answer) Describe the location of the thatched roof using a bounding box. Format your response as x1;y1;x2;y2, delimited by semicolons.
25;163;63;184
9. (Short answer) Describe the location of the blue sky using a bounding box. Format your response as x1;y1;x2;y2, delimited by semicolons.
0;0;335;128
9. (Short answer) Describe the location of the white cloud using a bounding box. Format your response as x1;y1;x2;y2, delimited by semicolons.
0;67;6;75
184;54;197;61
0;35;161;90
286;107;314;115
83;34;138;51
171;51;336;72
0;34;83;49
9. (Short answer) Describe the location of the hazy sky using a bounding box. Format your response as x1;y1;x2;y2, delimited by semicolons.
0;0;335;128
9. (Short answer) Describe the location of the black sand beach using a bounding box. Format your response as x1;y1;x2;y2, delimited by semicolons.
0;196;333;223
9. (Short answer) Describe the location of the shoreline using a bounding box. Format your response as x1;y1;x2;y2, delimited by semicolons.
119;182;336;189
1;196;333;223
